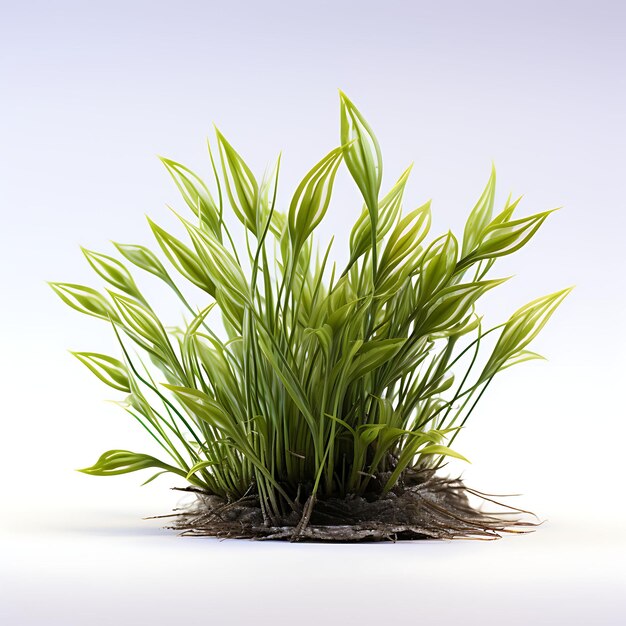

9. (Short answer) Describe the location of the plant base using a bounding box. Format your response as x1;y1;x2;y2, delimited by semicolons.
161;472;537;542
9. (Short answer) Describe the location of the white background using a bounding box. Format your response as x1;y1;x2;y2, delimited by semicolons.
1;1;625;624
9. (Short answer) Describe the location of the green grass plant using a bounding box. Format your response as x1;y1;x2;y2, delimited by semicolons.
51;92;570;526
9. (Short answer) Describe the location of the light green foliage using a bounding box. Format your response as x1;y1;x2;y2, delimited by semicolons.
215;129;259;235
288;147;344;252
53;93;571;519
159;157;221;236
71;352;130;392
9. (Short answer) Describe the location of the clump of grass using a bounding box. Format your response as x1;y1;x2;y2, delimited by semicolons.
51;92;570;540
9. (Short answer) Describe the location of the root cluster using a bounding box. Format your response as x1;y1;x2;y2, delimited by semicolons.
161;472;537;542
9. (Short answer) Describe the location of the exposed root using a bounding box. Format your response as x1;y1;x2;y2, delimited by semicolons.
164;472;539;542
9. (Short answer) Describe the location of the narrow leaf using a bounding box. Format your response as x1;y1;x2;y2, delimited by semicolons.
459;210;555;269
72;352;130;392
417;444;470;463
148;218;215;294
185;460;219;480
113;242;172;284
378;201;432;286
418;278;508;334
349;164;413;262
462;164;496;256
417;233;458;303
480;287;573;382
160;157;220;235
288;146;343;248
78;450;184;477
340;91;382;218
110;292;169;349
215;128;258;234
49;283;117;321
348;338;405;381
500;350;546;371
82;248;141;299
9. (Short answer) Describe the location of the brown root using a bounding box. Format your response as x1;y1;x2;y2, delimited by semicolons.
163;472;539;542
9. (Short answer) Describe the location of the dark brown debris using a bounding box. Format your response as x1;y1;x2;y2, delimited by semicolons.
161;472;538;542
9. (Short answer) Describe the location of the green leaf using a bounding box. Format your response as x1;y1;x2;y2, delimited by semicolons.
183;222;248;296
215;128;258;234
430;311;482;340
491;194;522;227
480;287;572;382
182;219;250;329
459;209;556;270
469;195;524;278
288;146;343;248
147;218;215;294
78;450;184;478
49;283;117;321
160;157;220;235
185;460;219;480
258;155;282;236
418;278;508;334
256;334;319;440
340;91;382;218
422;373;455;398
72;352;130;392
500;349;545;371
417;444;470;463
109;292;169;350
184;302;217;338
189;335;234;396
163;384;230;429
377;201;431;289
417;233;458;303
140;471;170;486
81;248;141;299
348;338;405;381
382;431;465;492
163;384;252;454
462;164;496;256
113;242;172;284
349;164;412;262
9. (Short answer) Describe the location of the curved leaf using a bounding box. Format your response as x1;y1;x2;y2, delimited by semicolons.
113;242;172;284
215;128;258;234
417;232;458;303
418;278;508;334
462;164;496;256
109;292;169;350
340;91;382;218
78;450;184;478
82;248;141;299
160;157;220;236
459;209;555;270
49;283;117;321
349;164;412;262
72;352;130;392
417;444;470;463
480;287;572;382
148;217;215;294
348;338;405;381
288;146;343;248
